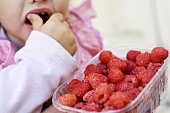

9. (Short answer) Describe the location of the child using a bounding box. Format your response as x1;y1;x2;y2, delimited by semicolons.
0;0;103;113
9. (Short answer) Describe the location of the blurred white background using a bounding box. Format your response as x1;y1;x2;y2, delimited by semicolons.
71;0;170;113
92;0;170;49
71;0;170;49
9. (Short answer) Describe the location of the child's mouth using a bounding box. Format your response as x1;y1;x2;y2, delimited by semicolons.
25;12;50;29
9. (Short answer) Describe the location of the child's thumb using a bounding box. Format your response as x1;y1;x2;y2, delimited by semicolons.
27;14;43;30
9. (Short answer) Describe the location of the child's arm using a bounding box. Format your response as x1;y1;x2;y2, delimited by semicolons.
0;14;78;113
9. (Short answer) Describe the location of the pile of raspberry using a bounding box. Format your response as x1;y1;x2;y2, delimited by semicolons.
57;47;169;112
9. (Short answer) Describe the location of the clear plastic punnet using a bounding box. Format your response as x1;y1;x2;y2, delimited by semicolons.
52;46;169;113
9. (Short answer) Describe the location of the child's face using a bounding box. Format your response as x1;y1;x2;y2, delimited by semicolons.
0;0;69;44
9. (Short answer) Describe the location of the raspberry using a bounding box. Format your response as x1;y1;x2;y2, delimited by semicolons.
83;90;95;103
138;86;144;91
123;75;141;88
102;106;113;111
82;76;90;83
107;68;124;84
109;83;116;92
87;73;108;89
97;63;108;75
70;81;91;100
107;58;127;72
150;47;169;63
58;94;77;107
116;81;133;91
94;83;112;104
99;50;113;64
130;66;146;76
74;102;85;109
125;88;141;100
147;62;163;72
104;92;130;109
136;52;151;67
84;64;101;77
126;50;141;61
137;69;156;86
82;102;102;112
124;60;137;74
68;79;81;93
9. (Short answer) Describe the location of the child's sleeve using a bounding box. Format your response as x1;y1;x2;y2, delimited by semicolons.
0;31;78;113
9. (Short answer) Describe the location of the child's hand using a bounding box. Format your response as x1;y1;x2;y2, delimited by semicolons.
27;13;77;56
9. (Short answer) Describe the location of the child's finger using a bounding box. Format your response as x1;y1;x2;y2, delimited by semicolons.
63;21;69;28
48;13;64;22
27;14;43;30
